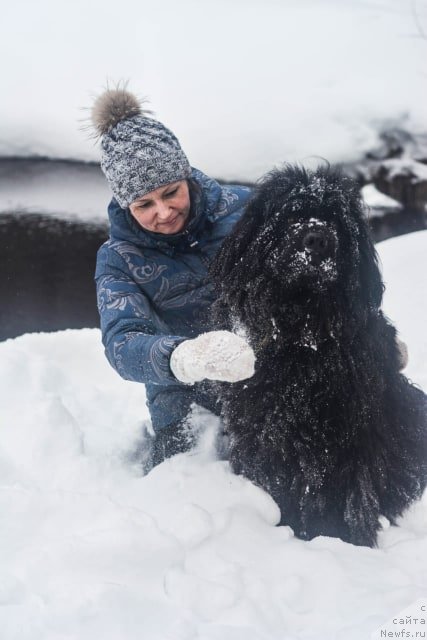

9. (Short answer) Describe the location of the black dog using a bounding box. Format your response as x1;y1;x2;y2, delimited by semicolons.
210;164;427;547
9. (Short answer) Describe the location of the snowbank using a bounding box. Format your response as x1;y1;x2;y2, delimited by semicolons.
380;230;427;390
0;231;426;639
1;0;426;180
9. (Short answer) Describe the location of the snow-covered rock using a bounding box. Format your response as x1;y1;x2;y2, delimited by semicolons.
371;159;427;213
361;183;402;218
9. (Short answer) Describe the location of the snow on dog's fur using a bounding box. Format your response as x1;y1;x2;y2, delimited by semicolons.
210;164;427;547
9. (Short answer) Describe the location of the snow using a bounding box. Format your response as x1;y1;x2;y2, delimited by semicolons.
1;0;427;181
361;183;402;218
0;230;426;638
0;160;110;223
379;230;427;390
375;158;427;182
0;161;412;226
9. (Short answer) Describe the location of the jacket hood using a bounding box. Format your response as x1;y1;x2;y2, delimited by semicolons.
107;168;223;255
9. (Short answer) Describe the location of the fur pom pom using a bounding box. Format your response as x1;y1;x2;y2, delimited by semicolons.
91;87;145;136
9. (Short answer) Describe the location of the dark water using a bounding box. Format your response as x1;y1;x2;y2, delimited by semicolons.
0;213;108;341
368;210;426;242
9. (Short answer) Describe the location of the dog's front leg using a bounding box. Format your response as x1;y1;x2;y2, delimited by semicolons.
343;467;382;547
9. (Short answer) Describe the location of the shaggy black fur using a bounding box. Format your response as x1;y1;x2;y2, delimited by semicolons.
210;164;427;547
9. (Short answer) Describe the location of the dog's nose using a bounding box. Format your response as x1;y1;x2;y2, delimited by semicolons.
302;231;331;257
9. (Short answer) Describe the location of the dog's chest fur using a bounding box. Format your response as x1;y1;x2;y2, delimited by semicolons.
220;309;426;546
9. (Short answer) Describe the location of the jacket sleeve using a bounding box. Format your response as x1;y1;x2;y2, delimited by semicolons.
95;248;187;386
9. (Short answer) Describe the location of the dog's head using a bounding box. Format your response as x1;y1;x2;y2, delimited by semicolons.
211;164;384;325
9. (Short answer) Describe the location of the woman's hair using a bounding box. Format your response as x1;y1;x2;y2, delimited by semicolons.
187;178;203;217
188;177;202;199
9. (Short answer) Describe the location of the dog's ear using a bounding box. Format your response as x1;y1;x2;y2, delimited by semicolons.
357;226;385;310
333;171;385;312
210;195;265;285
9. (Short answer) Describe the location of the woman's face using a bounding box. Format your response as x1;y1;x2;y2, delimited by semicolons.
129;180;191;234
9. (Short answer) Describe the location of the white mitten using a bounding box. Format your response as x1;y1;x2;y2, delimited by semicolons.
170;330;256;384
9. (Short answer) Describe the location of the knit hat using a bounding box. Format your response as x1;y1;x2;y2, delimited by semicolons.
91;87;192;209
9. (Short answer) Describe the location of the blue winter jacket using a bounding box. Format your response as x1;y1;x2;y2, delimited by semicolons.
95;168;252;431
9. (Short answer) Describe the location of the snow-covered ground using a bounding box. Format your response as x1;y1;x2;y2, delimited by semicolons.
0;230;426;639
1;0;427;180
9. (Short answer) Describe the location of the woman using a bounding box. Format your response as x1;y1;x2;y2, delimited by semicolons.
92;87;256;465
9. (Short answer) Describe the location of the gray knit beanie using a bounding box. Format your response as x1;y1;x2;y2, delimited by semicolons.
91;87;192;209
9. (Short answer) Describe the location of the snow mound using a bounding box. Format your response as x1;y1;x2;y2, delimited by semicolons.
1;231;426;639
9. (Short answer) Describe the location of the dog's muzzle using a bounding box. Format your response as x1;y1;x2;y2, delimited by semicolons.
300;228;336;265
284;219;339;285
302;230;331;256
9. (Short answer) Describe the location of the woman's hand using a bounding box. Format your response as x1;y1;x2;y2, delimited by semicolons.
170;330;256;384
